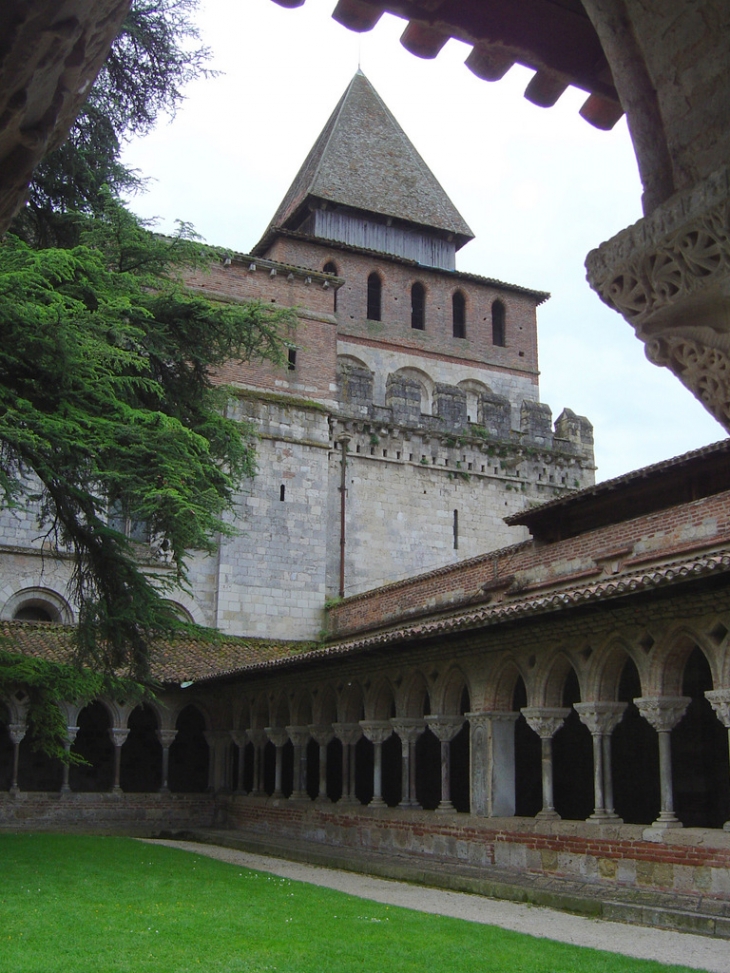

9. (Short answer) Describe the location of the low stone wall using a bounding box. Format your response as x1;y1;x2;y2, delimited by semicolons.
0;792;218;833
225;797;730;901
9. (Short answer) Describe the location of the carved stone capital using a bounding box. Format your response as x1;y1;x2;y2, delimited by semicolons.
521;707;570;739
286;724;311;748
635;696;691;733
265;726;289;749
65;725;80;746
7;722;26;747
247;728;268;748
425;715;464;743
705;689;730;728
308;724;334;747
390;718;426;744
157;729;177;749
332;721;362;746
466;711;519;730
359;719;393;746
230;730;248;749
574;701;627;736
109;727;130;749
586;165;730;429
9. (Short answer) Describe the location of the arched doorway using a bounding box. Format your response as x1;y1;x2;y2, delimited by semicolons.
553;669;593;820
513;677;541;816
69;702;114;792
120;705;162;792
612;658;660;824
168;705;208;793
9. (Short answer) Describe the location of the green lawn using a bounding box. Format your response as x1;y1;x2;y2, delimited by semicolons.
0;834;705;973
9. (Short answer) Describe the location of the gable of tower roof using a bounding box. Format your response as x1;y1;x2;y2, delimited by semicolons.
253;70;474;255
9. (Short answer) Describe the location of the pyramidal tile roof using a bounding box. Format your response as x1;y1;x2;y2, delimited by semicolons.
255;70;474;252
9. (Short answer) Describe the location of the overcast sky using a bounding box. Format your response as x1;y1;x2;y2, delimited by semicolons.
122;0;724;483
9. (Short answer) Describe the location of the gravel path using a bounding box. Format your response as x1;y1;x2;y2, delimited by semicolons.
141;838;730;972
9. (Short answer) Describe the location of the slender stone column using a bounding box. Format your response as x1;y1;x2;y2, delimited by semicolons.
230;731;248;794
704;689;730;831
203;731;231;793
286;726;311;800
333;722;362;804
247;729;267;796
265;727;289;798
522;708;570;820
390;718;425;809
60;725;79;795
360;720;393;807
156;729;177;794
574;702;627;822
635;696;690;829
425;715;465;813
467;712;519;817
309;724;335;802
7;722;26;795
108;727;130;794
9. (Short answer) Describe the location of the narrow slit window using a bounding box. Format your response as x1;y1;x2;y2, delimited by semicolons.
367;273;382;321
492;299;506;347
452;291;466;338
287;348;297;370
324;261;338;312
453;509;459;550
279;485;285;501
411;282;425;330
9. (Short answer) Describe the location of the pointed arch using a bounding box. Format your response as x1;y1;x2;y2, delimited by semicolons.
400;671;430;717
366;677;396;720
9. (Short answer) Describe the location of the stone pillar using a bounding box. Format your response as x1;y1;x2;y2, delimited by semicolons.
7;722;26;795
360;720;392;808
467;712;519;817
203;731;230;794
108;727;130;794
265;727;289;798
522;708;570;820
156;729;177;794
230;731;248;794
309;724;335;802
390;718;425;809
286;726;311;800
247;729;267;796
704;689;730;831
574;702;627;822
425;715;464;813
333;722;362;804
60;725;79;795
635;696;691;829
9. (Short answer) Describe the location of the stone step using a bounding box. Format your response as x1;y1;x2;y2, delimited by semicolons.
174;827;730;940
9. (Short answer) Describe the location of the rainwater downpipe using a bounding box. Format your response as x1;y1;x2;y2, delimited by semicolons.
337;435;351;598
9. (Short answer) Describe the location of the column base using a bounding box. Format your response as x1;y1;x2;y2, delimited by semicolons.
368;796;386;808
587;810;612;823
314;794;332;804
289;790;309;802
435;800;455;814
536;808;561;821
724;820;730;832
158;785;170;795
399;799;422;810
338;794;359;806
111;785;123;796
650;812;683;829
9;784;19;797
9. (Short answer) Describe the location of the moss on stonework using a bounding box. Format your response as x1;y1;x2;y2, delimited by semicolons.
233;388;328;413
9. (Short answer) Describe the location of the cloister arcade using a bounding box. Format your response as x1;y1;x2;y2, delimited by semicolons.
2;621;729;833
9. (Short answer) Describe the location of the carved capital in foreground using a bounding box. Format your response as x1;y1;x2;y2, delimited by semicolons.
332;721;363;747
586;165;730;430
425;715;464;743
705;689;730;728
574;701;627;736
359;720;393;746
521;707;570;739
390;718;426;744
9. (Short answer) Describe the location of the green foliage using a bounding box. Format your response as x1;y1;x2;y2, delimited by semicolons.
14;0;213;247
0;835;700;973
0;197;295;680
0;650;144;760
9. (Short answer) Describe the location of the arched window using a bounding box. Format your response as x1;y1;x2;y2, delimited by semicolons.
324;261;338;311
367;273;382;321
492;299;506;347
411;282;425;330
452;291;466;338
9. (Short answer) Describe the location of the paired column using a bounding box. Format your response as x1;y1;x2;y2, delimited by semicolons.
390;718;425;809
425;715;464;813
247;729;267;796
230;730;248;794
60;724;80;795
7;722;26;795
157;729;177;793
360;720;392;807
574;702;626;822
309;724;334;802
286;726;311;800
705;689;730;831
109;727;130;794
333;722;362;804
265;727;289;798
635;696;690;829
522;708;570;820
